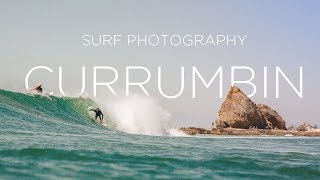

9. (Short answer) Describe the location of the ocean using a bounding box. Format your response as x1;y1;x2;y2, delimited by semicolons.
0;89;319;179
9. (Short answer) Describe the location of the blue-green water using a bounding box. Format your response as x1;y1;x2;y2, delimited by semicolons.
0;89;319;179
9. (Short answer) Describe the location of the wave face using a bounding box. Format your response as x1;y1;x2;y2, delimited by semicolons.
0;89;103;135
0;89;320;179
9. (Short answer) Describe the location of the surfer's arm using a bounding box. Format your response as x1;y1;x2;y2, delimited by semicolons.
28;87;36;91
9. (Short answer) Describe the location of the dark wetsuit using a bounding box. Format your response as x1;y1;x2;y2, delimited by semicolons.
35;86;43;93
91;109;104;121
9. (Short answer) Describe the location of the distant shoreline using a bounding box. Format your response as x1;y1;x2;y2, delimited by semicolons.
180;127;320;137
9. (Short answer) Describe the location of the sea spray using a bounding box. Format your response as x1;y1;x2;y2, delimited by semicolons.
98;94;171;136
166;128;189;137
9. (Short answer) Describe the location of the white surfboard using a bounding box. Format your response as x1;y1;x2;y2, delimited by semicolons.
101;123;108;127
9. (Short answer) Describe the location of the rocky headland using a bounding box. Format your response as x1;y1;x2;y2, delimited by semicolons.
180;127;320;137
180;86;320;137
215;86;286;130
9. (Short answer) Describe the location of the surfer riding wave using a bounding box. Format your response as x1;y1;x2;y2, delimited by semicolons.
28;83;43;93
90;108;104;123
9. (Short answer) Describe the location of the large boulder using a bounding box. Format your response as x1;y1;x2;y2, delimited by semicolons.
215;86;267;129
214;86;287;130
256;104;287;130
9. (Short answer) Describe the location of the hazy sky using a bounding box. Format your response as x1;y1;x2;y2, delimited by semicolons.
1;0;319;127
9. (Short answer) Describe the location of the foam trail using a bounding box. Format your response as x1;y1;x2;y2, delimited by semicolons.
100;94;171;136
166;128;189;137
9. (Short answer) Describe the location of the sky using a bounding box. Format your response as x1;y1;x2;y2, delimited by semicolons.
0;0;319;127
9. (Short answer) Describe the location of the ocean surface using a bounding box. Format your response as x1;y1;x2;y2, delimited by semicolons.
0;89;319;179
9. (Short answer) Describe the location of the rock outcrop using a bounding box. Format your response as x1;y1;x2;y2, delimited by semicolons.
256;104;287;130
215;86;267;129
215;86;287;130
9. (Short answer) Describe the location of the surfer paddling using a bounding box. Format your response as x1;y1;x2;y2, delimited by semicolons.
90;108;104;123
29;83;43;93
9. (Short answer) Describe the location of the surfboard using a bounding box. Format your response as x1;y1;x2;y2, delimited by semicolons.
101;123;108;127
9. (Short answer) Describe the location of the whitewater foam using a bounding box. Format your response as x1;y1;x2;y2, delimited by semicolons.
166;128;189;137
97;94;171;136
